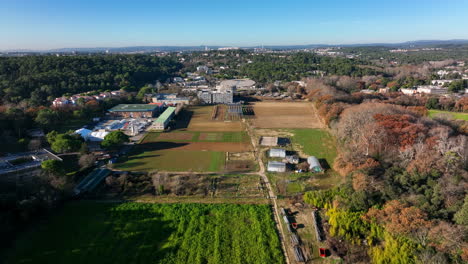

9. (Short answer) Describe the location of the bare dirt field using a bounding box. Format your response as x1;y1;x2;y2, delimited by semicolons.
187;106;243;131
251;102;323;129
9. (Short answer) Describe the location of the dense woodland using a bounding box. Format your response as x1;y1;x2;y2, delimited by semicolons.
0;55;182;105
303;79;468;263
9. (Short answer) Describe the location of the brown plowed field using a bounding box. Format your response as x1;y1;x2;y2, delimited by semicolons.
251;102;323;128
188;106;243;131
140;141;252;152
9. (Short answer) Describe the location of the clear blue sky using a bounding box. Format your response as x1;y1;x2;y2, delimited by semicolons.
1;0;468;50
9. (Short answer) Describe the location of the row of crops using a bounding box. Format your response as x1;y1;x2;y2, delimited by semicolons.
8;202;285;264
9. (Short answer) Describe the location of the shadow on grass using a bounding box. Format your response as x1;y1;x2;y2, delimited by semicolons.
318;158;331;170
173;110;193;131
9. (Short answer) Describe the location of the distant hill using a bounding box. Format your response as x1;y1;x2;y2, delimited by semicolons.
2;39;468;53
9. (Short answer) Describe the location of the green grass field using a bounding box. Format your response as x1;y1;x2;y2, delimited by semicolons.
7;202;284;264
114;150;225;172
289;129;337;167
428;110;468;121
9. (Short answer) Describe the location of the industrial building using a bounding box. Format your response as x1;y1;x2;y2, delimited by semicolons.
307;156;323;173
269;148;286;158
267;161;286;172
0;149;62;182
153;107;176;130
108;104;161;118
197;90;234;104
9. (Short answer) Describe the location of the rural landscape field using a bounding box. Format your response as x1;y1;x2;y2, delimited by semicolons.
7;202;284;264
114;106;253;172
3;6;468;263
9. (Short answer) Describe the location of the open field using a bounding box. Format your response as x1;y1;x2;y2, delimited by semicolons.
428;110;468;121
289;129;337;168
143;131;250;143
7;202;284;264
114;149;225;172
186;106;244;131
251;102;323;129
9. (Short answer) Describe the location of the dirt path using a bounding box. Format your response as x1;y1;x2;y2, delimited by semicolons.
245;119;292;264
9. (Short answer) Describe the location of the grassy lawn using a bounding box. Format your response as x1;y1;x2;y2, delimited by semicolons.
428;110;468;121
289;129;337;168
6;202;284;264
114;149;225;172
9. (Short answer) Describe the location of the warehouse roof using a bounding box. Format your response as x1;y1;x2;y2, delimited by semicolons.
155;107;176;123
108;104;159;112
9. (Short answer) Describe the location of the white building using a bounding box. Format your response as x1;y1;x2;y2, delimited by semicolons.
401;88;418;95
417;85;448;95
431;80;453;86
267;161;286;172
269;148;286;158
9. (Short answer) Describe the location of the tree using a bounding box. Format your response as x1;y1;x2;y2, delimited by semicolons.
50;133;82;153
35;109;59;129
101;131;129;149
78;153;96;169
41;160;64;175
454;195;468;226
425;97;440;110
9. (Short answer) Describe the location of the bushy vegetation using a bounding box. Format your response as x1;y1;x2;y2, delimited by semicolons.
304;83;468;262
6;202;284;264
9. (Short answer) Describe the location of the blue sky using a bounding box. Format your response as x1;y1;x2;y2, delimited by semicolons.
1;0;468;50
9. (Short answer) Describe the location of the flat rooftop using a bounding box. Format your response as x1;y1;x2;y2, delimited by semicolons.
155;107;176;123
109;104;159;112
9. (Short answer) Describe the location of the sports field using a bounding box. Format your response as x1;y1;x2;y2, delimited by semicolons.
251;102;323;128
7;202;284;264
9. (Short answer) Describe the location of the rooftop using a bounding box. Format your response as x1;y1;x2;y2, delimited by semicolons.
108;104;159;112
155;107;176;123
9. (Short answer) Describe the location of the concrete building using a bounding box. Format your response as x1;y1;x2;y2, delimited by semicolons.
0;149;62;182
197;90;233;104
267;161;286;172
417;85;448;95
219;79;256;91
152;93;190;105
269;148;286;158
108;104;161;118
153;107;176;130
307;156;323;173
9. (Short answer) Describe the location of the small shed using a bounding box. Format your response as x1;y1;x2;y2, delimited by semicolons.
269;148;286;158
285;155;299;164
307;156;323;173
267;161;286;172
260;136;278;146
